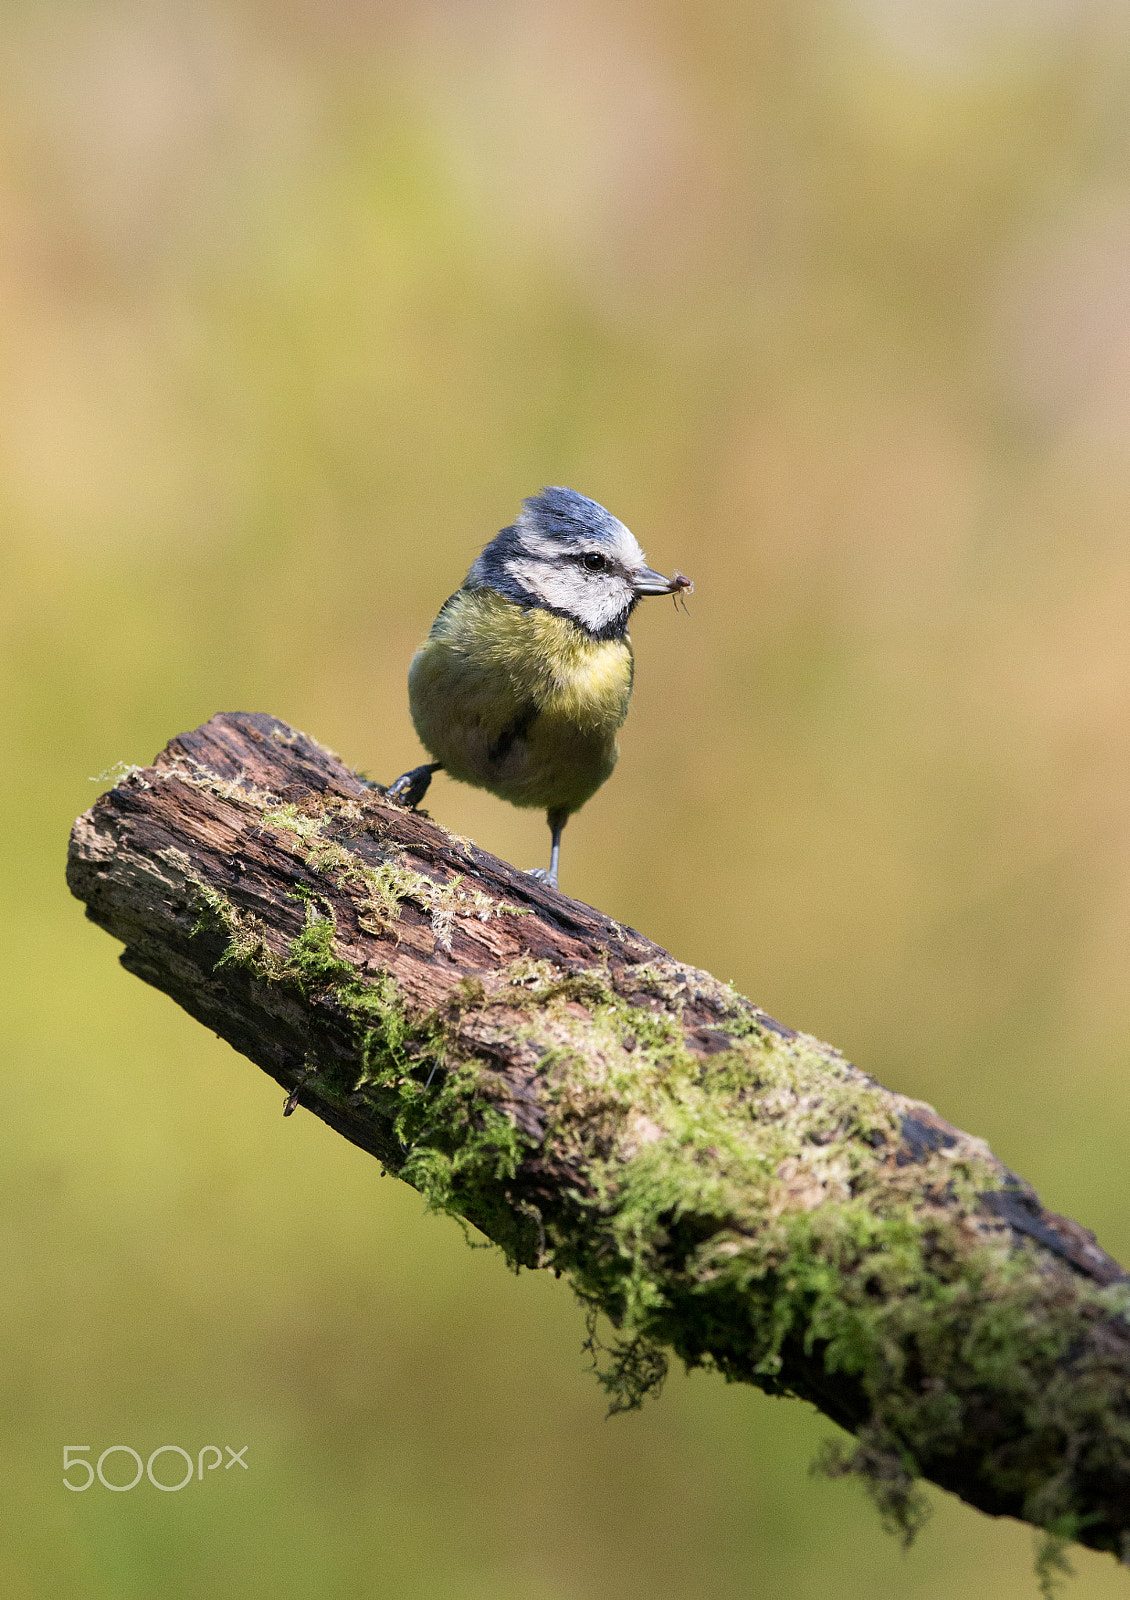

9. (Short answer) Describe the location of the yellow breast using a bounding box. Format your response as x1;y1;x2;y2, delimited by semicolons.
425;589;633;730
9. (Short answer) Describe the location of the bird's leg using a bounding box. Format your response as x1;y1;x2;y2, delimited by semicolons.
385;762;442;810
527;808;567;891
547;810;564;887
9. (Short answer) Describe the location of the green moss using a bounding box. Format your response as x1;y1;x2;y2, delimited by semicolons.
1034;1530;1076;1600
284;895;358;994
187;870;355;997
436;961;1130;1554
261;798;528;948
187;875;292;982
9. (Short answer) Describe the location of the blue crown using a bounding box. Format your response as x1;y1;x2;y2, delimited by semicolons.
520;487;623;547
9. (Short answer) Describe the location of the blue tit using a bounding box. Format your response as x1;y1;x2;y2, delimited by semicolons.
387;486;691;891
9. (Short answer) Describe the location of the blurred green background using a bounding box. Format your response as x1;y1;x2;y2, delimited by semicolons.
5;0;1130;1594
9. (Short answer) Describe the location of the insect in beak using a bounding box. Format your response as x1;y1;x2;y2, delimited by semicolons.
633;566;694;602
670;570;693;615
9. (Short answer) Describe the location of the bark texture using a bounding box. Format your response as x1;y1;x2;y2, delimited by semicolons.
67;712;1130;1561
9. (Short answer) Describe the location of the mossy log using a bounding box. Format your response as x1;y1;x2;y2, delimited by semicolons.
67;712;1130;1563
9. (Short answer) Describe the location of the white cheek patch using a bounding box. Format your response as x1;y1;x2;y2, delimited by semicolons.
506;556;584;611
506;557;633;632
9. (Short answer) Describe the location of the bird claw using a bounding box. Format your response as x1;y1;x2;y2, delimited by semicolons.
525;867;559;890
385;763;440;810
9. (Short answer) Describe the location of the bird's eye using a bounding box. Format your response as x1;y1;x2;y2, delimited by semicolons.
581;551;606;572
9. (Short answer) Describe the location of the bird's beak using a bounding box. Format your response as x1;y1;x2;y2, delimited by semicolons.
632;565;693;597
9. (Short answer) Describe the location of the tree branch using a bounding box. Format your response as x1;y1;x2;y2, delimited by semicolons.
67;712;1130;1562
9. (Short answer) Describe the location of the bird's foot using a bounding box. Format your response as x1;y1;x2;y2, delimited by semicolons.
525;866;559;890
385;762;441;810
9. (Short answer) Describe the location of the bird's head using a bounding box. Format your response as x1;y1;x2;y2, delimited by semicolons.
465;487;690;639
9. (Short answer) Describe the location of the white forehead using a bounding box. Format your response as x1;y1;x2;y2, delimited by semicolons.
513;507;645;570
